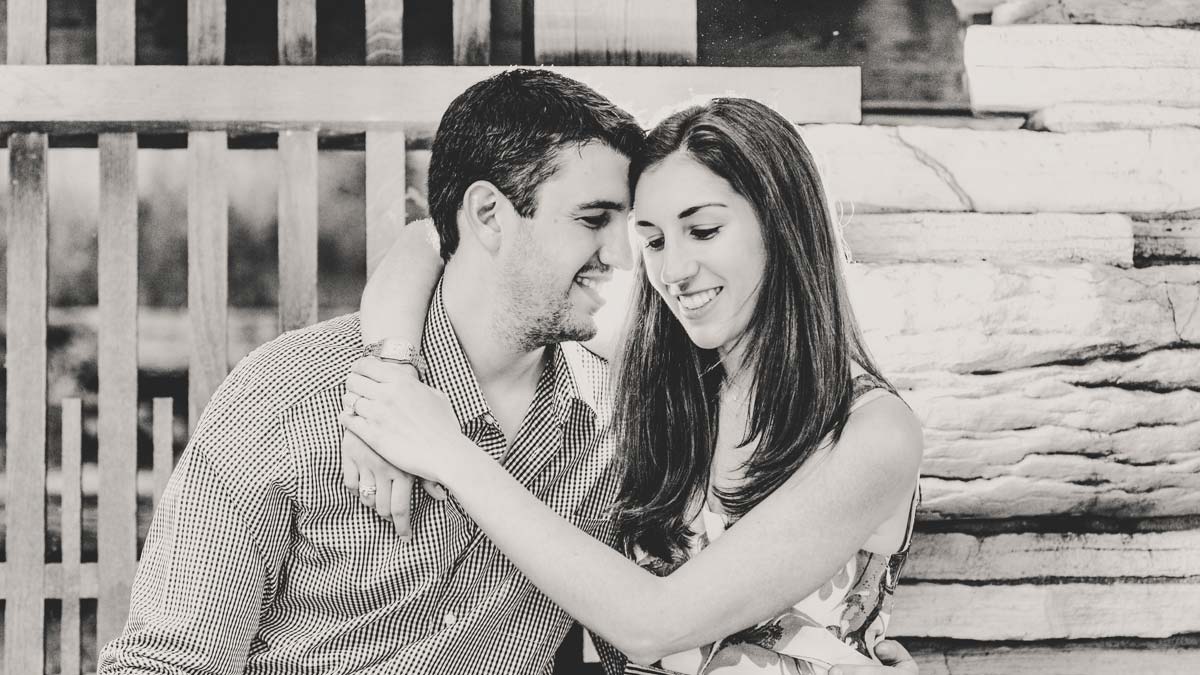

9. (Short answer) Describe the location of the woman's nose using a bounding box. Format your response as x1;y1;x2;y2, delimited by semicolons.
659;245;699;287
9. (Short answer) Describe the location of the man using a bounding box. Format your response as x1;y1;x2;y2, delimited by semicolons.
101;69;916;675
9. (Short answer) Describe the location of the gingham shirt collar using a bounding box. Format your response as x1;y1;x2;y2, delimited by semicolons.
423;279;599;431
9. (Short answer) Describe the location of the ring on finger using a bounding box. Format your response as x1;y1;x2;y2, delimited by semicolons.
345;391;362;416
359;484;377;498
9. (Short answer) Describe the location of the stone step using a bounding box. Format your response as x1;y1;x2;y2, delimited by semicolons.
843;212;1132;265
800;124;1200;214
993;0;1200;27
964;25;1200;111
1026;103;1200;132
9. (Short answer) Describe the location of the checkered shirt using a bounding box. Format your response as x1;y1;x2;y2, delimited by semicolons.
99;284;624;675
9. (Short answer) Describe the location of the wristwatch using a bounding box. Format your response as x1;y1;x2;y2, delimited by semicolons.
364;338;428;381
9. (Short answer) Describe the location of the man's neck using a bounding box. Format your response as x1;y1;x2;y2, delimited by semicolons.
441;259;546;397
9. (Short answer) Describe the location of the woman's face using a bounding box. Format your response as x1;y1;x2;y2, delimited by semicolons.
633;151;767;354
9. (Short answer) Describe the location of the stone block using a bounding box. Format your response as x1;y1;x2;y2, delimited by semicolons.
1025;103;1200;132
842;212;1132;264
965;25;1200;111
1134;216;1200;263
893;352;1200;519
993;0;1200;27
847;263;1200;373
800;124;1200;214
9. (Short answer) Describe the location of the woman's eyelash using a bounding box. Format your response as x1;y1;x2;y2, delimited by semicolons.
644;237;664;251
692;227;720;240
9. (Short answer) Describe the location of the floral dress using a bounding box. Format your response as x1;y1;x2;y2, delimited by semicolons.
626;374;920;675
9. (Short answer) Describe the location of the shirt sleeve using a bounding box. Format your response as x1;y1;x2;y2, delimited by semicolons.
98;418;293;674
593;632;628;675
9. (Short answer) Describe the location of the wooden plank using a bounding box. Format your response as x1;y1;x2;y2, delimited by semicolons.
60;399;83;675
96;0;136;65
366;130;407;276
536;0;696;66
913;642;1200;675
628;0;697;66
843;212;1132;265
96;131;140;646
4;131;49;675
187;131;230;431
0;65;864;127
893;582;1200;639
278;0;316;65
0;563;97;599
907;531;1200;581
365;0;404;65
278;130;320;331
453;0;490;65
153;398;175;506
188;0;225;65
7;0;46;64
533;0;576;64
573;0;615;66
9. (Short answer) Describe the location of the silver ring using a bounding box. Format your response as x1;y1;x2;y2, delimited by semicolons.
346;392;361;416
359;484;377;498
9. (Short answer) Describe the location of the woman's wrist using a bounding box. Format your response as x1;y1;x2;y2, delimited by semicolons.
439;436;491;497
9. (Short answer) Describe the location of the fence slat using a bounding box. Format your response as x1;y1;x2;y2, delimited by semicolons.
279;0;316;65
7;0;47;64
453;0;490;65
278;130;319;330
366;130;407;276
365;0;404;65
4;131;49;675
628;0;697;65
61;399;83;675
97;132;140;646
574;0;617;65
533;0;576;64
153;398;175;506
96;0;135;65
188;0;225;65
187;131;230;430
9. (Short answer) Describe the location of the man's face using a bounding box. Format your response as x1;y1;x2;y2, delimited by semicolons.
497;142;632;349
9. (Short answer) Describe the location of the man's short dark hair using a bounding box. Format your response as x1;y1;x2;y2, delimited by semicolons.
427;68;645;259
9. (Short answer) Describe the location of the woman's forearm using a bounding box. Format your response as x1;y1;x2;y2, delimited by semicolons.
361;220;444;344
441;439;680;663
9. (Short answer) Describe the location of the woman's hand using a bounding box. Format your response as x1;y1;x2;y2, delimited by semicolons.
830;640;919;675
341;356;470;487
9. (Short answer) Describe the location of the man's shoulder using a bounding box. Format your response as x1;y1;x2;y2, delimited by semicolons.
200;313;362;427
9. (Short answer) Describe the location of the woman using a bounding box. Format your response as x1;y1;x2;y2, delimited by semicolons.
342;98;922;674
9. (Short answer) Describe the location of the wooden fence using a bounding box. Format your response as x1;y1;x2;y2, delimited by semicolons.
0;1;862;672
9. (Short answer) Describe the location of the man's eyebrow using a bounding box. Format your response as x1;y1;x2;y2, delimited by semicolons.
679;202;727;219
576;199;627;211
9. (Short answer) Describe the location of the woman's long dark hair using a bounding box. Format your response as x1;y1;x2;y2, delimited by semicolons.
611;98;889;564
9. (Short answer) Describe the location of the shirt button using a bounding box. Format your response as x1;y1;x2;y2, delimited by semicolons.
442;611;457;626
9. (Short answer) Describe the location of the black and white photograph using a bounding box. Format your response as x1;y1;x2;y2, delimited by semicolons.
1;0;1198;673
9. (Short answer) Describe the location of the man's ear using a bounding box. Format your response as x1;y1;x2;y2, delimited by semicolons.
459;180;511;254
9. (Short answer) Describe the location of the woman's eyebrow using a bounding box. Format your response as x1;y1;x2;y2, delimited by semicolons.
678;202;727;218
